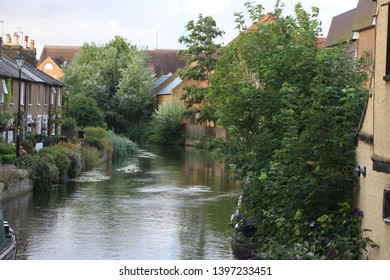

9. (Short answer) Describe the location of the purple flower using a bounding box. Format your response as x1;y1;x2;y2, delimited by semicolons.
319;237;329;243
325;247;334;260
353;209;364;218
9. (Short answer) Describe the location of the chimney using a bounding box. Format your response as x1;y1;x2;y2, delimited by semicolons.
12;33;19;45
5;34;11;44
24;35;28;48
0;37;3;56
30;39;35;49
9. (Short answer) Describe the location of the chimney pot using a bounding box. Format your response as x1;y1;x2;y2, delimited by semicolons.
12;33;19;45
24;35;28;48
30;39;35;49
5;34;11;44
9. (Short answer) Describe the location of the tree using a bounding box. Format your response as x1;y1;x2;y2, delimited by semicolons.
209;1;368;259
62;36;154;138
68;94;106;128
178;14;224;124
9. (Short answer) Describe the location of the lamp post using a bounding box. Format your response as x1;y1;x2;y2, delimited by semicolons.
15;53;25;158
66;89;70;117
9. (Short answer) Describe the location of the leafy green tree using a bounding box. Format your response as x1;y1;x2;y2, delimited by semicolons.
209;1;368;259
62;36;154;137
178;14;224;124
68;94;106;128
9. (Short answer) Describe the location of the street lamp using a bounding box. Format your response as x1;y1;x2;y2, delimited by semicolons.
15;53;25;158
66;89;70;117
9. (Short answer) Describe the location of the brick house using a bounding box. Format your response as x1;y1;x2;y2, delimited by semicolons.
0;37;63;144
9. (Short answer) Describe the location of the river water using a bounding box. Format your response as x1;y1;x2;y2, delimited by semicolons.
3;145;242;260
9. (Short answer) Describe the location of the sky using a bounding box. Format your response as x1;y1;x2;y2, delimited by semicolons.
0;0;359;57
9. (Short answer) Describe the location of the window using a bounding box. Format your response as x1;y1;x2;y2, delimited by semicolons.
43;86;47;106
385;4;390;80
383;188;390;223
51;88;55;105
44;63;54;70
57;88;61;107
37;84;41;106
20;82;25;106
27;84;33;106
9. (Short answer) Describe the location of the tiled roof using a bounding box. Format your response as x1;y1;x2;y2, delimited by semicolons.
145;49;186;77
38;45;81;67
326;8;356;46
352;0;377;32
326;0;376;47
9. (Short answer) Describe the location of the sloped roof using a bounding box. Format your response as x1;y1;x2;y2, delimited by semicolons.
326;0;376;47
38;45;81;67
352;0;377;32
326;8;356;46
145;49;186;77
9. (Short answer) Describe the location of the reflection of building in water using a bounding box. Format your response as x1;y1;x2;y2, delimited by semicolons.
181;146;235;191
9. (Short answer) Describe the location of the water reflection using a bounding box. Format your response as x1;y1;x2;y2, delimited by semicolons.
3;145;241;260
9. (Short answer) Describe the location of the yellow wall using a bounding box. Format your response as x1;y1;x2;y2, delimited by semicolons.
356;0;390;259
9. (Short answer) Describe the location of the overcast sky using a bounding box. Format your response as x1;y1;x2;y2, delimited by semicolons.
1;0;358;56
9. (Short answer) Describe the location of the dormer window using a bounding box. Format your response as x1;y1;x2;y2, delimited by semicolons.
44;63;54;70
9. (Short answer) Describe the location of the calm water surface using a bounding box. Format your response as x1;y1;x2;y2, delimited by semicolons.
3;145;242;260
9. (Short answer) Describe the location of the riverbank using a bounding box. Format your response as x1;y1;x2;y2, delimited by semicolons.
0;164;32;202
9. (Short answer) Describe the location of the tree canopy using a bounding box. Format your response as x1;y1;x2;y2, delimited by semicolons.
62;36;155;139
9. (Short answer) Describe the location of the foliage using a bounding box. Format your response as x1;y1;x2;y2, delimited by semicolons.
209;1;368;259
62;36;155;137
83;137;105;152
21;139;34;154
0;143;15;154
61;117;78;131
149;100;186;145
1;154;16;164
25;135;37;147
178;14;224;124
65;150;84;178
14;154;58;191
68;94;106;128
80;145;101;171
107;132;138;158
39;147;71;182
83;127;110;139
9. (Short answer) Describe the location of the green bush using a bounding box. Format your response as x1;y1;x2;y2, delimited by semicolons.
21;139;34;154
1;154;16;164
108;132;138;158
0;143;15;154
25;135;37;147
34;134;44;143
80;146;100;171
149;100;186;145
39;147;71;182
62;117;77;131
84;127;110;139
83;137;104;152
14;154;58;191
66;150;83;178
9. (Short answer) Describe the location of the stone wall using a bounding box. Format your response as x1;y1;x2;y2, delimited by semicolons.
0;166;33;202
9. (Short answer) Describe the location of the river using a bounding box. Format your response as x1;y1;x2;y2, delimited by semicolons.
3;145;242;260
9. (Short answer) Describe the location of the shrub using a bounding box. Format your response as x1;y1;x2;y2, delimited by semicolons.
149;100;186;145
108;132;138;158
1;154;16;164
62;117;77;131
21;139;34;154
34;134;44;143
25;135;37;147
83;137;104;152
39;147;71;182
0;143;15;154
84;127;110;139
66;150;83;178
80;146;100;171
14;154;58;191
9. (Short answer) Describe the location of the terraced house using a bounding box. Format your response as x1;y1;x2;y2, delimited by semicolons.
0;35;63;144
349;0;390;259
